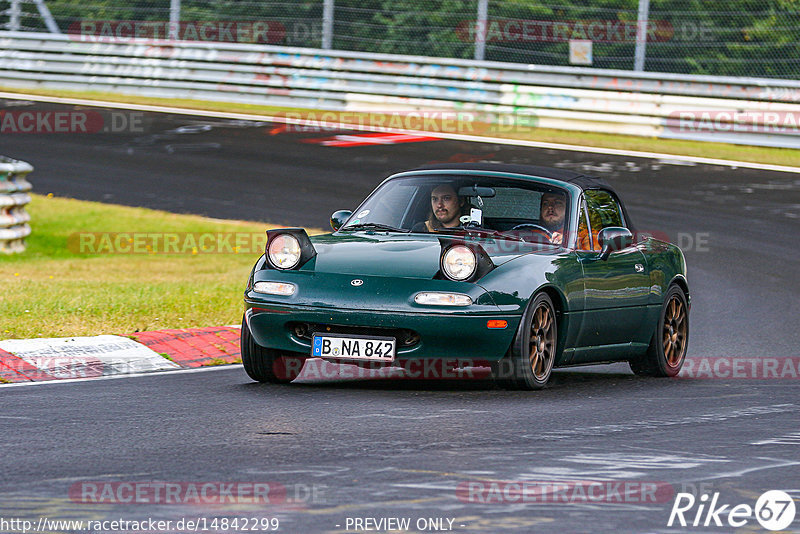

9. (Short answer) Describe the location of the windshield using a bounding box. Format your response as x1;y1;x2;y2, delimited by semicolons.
341;174;572;244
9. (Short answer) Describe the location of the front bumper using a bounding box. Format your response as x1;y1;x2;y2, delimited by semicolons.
244;301;521;362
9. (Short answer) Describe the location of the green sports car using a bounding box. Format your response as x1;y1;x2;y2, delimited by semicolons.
241;163;689;389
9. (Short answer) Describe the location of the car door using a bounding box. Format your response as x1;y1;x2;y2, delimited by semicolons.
574;190;651;355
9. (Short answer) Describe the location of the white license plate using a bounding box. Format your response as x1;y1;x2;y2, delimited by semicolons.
311;333;395;362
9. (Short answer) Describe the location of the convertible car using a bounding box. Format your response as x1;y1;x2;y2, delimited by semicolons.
241;163;689;389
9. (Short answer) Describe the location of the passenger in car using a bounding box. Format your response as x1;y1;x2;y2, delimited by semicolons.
412;183;468;232
540;192;567;244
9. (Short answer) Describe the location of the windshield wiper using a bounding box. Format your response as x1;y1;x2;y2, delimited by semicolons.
342;222;410;233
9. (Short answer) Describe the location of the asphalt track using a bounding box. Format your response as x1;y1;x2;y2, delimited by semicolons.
1;98;799;533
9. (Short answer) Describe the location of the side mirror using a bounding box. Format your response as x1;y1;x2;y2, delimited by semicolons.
330;210;352;231
597;227;633;260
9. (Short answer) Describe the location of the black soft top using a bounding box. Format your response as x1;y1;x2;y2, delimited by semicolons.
410;162;615;193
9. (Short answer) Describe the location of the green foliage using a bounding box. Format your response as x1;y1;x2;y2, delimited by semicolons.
18;0;800;77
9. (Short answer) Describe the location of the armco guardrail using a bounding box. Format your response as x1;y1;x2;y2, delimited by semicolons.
0;156;33;254
2;31;800;148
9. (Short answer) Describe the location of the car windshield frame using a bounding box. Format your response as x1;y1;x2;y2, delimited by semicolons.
339;173;574;245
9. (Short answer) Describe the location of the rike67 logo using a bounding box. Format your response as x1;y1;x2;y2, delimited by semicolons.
668;490;796;531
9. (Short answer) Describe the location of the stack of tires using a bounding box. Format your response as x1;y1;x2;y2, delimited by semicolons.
0;156;33;254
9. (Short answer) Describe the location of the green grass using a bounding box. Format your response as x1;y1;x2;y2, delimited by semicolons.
0;194;321;339
3;86;799;167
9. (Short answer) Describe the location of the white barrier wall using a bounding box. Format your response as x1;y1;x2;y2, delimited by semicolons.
2;31;800;148
0;156;33;254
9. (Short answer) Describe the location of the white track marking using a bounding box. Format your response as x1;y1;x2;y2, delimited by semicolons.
0;363;240;388
0;335;179;378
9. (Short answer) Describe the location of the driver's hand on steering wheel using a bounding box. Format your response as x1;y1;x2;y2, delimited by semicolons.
550;231;563;245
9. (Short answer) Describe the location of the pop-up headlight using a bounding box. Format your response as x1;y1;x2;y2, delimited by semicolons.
265;228;316;270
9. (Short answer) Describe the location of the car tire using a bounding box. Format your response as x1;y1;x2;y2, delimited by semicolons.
240;315;304;384
492;292;558;390
629;285;689;377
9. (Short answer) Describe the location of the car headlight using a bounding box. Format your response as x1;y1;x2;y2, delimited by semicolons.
253;281;296;296
442;245;477;281
414;292;472;306
268;234;302;269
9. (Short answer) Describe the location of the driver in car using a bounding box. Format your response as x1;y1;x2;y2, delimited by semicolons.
412;183;468;232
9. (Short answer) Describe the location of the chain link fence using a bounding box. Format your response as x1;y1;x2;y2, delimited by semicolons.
2;0;799;79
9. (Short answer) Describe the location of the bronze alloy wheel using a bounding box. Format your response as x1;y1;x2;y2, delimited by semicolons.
662;294;687;367
529;302;556;380
492;292;558;390
629;285;689;377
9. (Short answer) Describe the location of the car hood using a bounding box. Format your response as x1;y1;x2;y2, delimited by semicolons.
307;232;556;279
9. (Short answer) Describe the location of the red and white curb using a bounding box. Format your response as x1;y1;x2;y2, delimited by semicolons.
300;132;440;147
0;326;242;384
0;326;491;385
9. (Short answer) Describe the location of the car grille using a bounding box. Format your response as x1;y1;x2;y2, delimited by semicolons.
288;322;421;347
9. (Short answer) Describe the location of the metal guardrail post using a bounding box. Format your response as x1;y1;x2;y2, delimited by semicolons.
32;0;60;34
169;0;180;41
322;0;333;49
4;0;60;33
634;0;650;71
8;0;21;31
0;156;33;254
474;0;488;61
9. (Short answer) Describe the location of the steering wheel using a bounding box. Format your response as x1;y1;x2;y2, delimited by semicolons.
508;223;555;243
510;223;552;236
